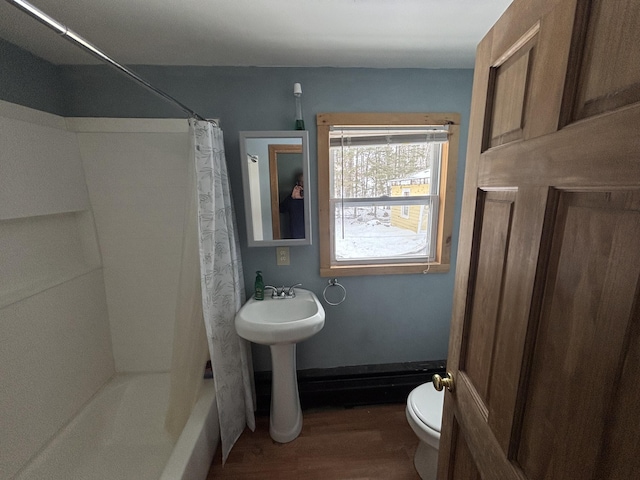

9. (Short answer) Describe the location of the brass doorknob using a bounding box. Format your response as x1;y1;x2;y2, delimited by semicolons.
433;372;455;392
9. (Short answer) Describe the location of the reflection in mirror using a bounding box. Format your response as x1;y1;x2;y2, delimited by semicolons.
270;145;303;239
240;131;311;247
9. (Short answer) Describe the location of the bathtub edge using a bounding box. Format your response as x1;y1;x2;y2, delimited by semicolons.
159;379;219;480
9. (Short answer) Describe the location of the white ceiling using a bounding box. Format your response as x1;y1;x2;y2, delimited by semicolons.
0;0;512;68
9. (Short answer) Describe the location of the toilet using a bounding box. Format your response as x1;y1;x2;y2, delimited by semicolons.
405;383;445;480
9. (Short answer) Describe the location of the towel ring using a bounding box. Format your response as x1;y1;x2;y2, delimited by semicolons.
323;279;346;306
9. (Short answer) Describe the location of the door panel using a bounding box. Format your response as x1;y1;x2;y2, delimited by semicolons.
491;0;577;139
517;190;640;479
575;0;640;119
487;41;534;148
463;190;515;402
450;418;481;480
485;186;554;454
439;0;640;479
594;295;640;479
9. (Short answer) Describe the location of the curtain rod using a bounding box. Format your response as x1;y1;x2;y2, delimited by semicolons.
5;0;212;123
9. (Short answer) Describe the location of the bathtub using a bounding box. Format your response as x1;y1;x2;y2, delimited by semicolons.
15;373;219;480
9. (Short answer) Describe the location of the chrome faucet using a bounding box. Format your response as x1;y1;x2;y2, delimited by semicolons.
264;285;279;297
264;284;302;299
287;283;302;297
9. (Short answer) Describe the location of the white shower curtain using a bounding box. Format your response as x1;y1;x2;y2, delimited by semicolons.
190;119;255;463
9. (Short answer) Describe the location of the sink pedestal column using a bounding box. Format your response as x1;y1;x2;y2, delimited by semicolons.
269;343;302;443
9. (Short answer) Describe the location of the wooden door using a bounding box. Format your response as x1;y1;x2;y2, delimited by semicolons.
439;0;640;479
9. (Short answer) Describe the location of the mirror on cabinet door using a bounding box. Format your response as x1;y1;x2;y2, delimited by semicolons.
239;131;311;247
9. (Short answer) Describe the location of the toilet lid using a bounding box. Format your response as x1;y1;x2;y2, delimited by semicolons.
408;383;444;432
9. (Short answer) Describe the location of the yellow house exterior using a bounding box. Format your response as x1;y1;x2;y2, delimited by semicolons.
389;170;430;233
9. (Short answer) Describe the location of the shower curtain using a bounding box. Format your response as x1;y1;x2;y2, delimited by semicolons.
190;119;255;462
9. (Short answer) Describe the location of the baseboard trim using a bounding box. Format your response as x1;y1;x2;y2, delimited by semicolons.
254;360;447;415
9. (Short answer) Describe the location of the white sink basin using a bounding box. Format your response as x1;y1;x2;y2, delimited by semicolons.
235;288;325;345
235;287;325;443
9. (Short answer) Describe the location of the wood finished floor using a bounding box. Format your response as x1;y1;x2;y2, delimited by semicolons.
207;403;421;479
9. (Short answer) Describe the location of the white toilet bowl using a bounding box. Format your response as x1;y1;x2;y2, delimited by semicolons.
405;383;444;480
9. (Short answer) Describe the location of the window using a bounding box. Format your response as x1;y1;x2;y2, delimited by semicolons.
317;113;459;276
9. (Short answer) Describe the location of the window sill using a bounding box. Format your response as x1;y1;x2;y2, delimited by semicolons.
320;262;450;277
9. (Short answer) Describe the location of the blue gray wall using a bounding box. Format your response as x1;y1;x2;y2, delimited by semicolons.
1;38;473;372
0;39;66;115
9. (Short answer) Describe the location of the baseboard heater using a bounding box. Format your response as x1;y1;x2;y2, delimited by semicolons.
253;359;447;415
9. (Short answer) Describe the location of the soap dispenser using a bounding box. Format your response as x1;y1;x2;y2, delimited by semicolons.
254;271;265;300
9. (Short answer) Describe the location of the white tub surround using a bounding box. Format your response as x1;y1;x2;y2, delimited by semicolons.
165;138;210;439
2;101;220;479
0;100;114;479
74;117;190;373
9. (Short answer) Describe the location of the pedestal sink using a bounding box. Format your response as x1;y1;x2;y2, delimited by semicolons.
235;288;325;443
